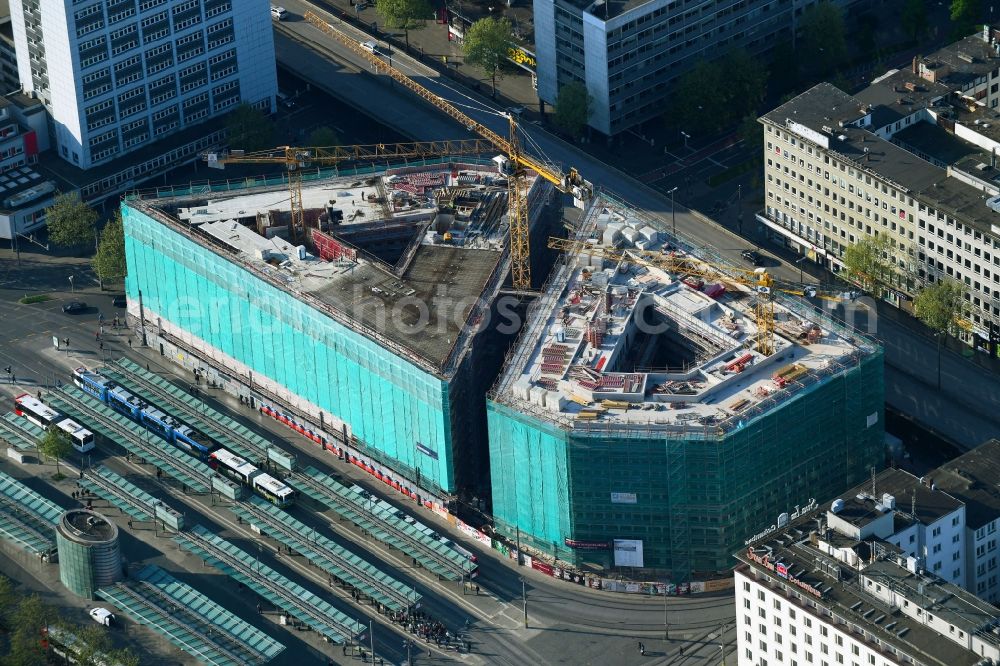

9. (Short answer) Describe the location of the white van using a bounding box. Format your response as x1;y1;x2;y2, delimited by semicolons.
270;5;288;20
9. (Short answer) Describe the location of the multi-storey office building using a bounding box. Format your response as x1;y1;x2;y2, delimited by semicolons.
123;159;554;508
759;27;1000;350
735;498;1000;666
488;194;883;580
8;0;277;170
534;0;854;137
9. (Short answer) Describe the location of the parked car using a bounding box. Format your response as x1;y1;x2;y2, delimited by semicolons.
62;301;87;314
741;250;763;266
270;5;288;20
88;607;114;627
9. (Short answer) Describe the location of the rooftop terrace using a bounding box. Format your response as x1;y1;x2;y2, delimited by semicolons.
492;195;874;434
132;163;535;376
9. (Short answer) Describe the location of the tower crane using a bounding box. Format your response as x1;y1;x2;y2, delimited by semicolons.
207;9;592;290
547;237;855;355
205;140;496;242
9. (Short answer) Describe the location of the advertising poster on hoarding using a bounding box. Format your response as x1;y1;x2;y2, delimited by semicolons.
613;539;644;568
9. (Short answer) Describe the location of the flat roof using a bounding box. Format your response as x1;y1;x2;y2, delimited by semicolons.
491;195;874;433
931;439;1000;529
736;515;1000;666
833;468;964;528
132;165;520;376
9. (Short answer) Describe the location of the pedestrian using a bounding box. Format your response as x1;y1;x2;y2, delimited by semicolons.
10;373;14;383
127;519;133;528
128;338;132;348
474;584;479;595
36;391;41;400
256;603;262;614
99;342;104;351
95;331;100;341
679;645;685;656
638;642;645;656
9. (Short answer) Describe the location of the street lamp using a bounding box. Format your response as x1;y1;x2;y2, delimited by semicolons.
68;275;75;293
667;186;679;240
680;131;690;150
795;255;808;283
520;577;527;628
719;643;727;666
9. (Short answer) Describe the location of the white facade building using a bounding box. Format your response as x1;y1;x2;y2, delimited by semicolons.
735;500;1000;666
930;439;1000;604
758;27;1000;349
8;0;277;170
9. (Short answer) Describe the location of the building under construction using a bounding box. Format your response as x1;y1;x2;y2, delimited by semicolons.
487;195;885;580
123;159;556;505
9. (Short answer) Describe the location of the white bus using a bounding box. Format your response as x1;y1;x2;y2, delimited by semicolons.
14;394;95;453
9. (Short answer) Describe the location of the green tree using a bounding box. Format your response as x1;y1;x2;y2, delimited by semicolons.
799;1;847;77
739;115;764;155
668;59;725;136
110;649;141;666
224;103;274;152
71;624;113;666
307;126;340;147
901;0;929;41
7;594;56;666
44;192;98;249
552;81;592;138
720;49;767;122
375;0;431;48
37;427;73;475
463;17;513;98
843;234;893;297
0;574;16;631
950;0;982;37
667;51;765;137
92;211;126;287
914;278;967;388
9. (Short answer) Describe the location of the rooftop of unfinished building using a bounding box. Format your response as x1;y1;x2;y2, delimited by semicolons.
131;163;528;375
491;196;876;435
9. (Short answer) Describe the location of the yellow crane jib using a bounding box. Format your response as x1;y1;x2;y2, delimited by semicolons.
301;8;591;290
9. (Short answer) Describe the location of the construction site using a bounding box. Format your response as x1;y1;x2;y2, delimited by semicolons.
487;196;885;579
123;157;558;506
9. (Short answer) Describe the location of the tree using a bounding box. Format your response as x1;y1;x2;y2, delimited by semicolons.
224;103;274;152
375;0;431;48
738;115;763;155
37;427;73;475
44;192;98;249
668;59;725;136
463;17;513;98
0;575;16;631
799;1;847;77
92;211;126;287
7;594;56;666
914;279;967;388
901;0;929;41
667;51;766;137
307;126;339;147
71;624;113;666
842;234;893;297
110;649;141;666
552;81;591;139
721;50;767;121
950;0;982;38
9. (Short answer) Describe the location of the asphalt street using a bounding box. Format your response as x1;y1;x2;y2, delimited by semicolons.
0;273;736;665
